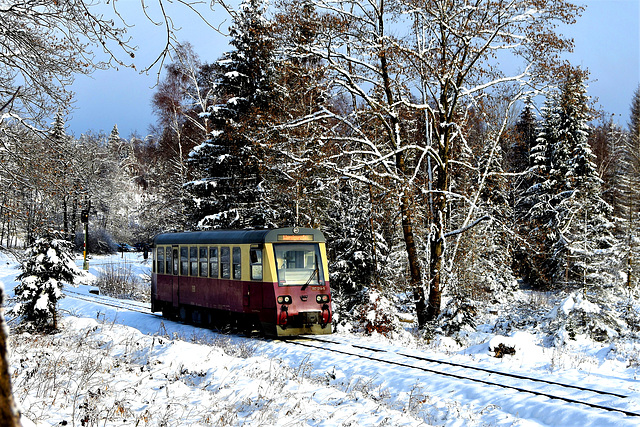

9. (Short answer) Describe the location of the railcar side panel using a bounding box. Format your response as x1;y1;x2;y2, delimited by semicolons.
151;228;332;336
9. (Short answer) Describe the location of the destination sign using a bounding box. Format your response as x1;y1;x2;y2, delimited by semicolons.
277;234;314;241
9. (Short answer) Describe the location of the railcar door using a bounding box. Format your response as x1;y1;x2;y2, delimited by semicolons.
172;247;179;308
247;248;264;312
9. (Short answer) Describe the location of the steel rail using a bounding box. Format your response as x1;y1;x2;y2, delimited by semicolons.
290;338;640;418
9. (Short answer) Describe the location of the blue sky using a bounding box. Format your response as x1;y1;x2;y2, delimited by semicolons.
67;0;640;138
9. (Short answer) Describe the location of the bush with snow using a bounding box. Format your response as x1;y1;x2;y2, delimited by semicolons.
336;288;401;337
546;292;623;345
95;260;149;302
11;231;81;331
439;294;478;337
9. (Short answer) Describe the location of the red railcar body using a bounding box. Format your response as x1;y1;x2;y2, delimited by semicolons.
151;228;332;336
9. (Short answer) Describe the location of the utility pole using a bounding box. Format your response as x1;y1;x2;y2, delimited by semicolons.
81;199;90;270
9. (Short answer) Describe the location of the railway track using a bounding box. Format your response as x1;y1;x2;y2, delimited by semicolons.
61;288;640;421
63;288;157;317
290;336;640;419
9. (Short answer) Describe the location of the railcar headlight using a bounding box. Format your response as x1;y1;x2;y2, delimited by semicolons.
316;294;330;303
278;295;292;304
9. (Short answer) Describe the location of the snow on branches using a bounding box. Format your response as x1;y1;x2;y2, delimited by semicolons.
12;231;81;332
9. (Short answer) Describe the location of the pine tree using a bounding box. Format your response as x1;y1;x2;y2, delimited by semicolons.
518;71;618;289
12;231;80;331
551;70;616;288
185;0;279;229
518;95;559;287
49;109;76;240
107;124;129;162
521;71;617;290
617;86;640;292
511;97;538;174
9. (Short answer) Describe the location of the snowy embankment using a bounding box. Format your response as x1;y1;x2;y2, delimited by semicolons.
2;251;640;426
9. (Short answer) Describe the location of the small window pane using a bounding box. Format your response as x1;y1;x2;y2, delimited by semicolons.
157;247;165;274
190;247;198;276
221;247;230;279
209;247;218;278
180;247;188;276
199;247;208;277
166;247;173;275
233;247;242;280
250;248;262;280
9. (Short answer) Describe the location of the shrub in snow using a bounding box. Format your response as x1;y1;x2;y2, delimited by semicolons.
12;231;80;331
438;293;478;337
74;228;118;254
95;261;149;302
546;292;622;344
338;288;400;337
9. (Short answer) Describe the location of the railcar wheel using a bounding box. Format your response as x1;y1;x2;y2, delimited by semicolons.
242;315;263;337
179;306;190;323
161;306;175;319
204;311;214;327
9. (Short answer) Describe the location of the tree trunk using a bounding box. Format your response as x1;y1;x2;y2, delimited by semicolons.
375;1;428;327
0;291;21;427
62;197;69;240
427;224;444;321
426;101;452;322
400;192;429;326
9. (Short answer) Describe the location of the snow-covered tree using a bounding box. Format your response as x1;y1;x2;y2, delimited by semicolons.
511;98;539;175
48;110;80;240
12;231;81;331
588;118;626;213
325;179;378;294
186;0;280;229
551;71;616;288
277;0;583;327
613;86;640;293
521;70;617;289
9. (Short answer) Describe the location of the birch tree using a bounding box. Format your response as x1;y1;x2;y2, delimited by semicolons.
279;0;582;327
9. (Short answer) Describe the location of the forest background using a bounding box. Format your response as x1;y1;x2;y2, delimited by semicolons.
1;0;640;338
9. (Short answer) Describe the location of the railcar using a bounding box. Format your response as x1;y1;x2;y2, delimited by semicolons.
151;227;332;336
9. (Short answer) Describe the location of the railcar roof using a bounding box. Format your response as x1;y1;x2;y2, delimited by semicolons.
153;227;325;245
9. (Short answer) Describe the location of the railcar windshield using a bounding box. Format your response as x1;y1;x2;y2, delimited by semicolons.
274;243;324;287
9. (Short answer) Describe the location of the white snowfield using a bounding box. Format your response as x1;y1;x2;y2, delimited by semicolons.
2;252;640;426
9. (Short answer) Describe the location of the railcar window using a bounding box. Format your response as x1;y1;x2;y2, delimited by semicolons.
250;248;262;280
199;247;208;277
190;246;198;276
157;247;164;274
220;247;230;279
274;244;324;287
180;247;188;276
233;247;242;280
209;247;219;278
167;248;173;275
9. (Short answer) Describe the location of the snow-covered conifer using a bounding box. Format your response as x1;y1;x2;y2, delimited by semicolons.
520;71;618;290
550;71;617;288
12;231;81;331
185;0;279;229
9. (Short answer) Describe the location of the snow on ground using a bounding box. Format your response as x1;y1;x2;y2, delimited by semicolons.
2;251;640;426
